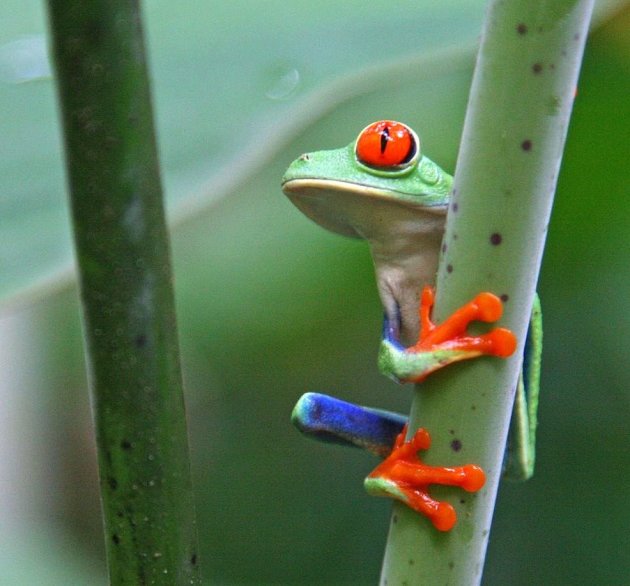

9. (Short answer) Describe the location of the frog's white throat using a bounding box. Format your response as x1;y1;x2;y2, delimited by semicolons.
282;177;447;342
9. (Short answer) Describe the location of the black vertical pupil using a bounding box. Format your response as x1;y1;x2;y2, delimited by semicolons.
380;126;390;154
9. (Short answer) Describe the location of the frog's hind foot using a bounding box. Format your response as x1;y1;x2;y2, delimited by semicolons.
364;426;485;531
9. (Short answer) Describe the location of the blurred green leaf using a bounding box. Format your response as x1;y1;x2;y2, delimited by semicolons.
0;525;105;585
1;0;488;304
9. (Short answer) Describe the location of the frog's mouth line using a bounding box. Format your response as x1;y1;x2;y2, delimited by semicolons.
281;178;448;213
282;177;447;240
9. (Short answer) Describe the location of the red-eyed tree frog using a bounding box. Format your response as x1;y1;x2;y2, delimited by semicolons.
282;121;542;530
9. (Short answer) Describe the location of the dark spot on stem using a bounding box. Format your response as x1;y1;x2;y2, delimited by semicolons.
112;534;120;545
516;23;528;35
191;553;197;566
451;439;462;452
460;499;466;504
135;334;147;348
108;477;118;490
392;514;398;524
532;62;543;74
449;561;455;570
490;233;502;245
409;559;415;565
442;243;447;253
500;293;509;302
447;264;453;273
471;405;477;411
121;439;132;451
452;202;459;212
521;139;533;151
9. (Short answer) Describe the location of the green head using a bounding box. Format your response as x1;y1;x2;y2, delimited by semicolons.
281;120;451;239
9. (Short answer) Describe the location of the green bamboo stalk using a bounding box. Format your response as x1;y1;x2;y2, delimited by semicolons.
46;1;201;583
380;1;593;583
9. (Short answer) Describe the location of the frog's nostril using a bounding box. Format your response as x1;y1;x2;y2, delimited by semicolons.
298;153;310;162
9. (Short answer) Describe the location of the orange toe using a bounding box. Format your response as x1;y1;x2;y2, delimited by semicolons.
474;292;504;322
488;328;517;357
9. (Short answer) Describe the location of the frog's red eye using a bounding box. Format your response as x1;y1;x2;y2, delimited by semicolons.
355;120;417;168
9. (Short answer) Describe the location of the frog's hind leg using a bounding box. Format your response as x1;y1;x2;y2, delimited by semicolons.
291;392;406;458
504;294;542;481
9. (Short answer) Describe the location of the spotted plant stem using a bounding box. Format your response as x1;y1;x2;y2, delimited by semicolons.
46;1;201;583
380;1;594;584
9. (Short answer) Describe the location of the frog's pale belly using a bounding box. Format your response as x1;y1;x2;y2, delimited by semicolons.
369;227;443;344
283;178;447;342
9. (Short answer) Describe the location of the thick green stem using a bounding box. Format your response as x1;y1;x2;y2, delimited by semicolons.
47;1;201;584
380;1;593;583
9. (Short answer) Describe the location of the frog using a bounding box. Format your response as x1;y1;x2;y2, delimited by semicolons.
282;120;542;529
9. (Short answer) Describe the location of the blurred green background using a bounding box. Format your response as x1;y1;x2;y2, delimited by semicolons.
0;1;628;584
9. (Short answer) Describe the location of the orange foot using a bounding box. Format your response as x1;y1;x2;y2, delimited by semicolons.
379;286;517;383
364;426;485;531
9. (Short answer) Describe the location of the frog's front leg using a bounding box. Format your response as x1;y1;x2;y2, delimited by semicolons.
378;286;517;383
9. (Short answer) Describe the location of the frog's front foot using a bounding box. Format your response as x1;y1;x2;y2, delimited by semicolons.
365;426;485;531
379;286;517;383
